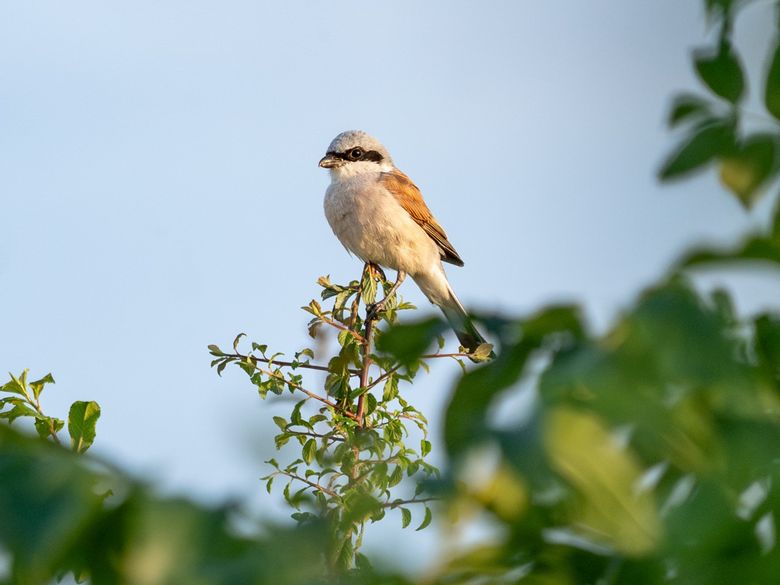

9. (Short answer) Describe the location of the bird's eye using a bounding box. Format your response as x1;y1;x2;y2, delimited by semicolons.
349;148;364;160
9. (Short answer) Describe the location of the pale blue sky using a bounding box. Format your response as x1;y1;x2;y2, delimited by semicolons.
1;0;777;570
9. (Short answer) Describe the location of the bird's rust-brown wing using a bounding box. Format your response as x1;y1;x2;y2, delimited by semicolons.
379;169;465;267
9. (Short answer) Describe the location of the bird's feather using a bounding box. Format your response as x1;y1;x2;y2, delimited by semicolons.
379;170;465;267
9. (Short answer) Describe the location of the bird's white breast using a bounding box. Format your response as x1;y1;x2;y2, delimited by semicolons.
323;173;441;276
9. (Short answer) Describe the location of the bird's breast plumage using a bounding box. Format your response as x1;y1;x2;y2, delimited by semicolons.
323;173;441;276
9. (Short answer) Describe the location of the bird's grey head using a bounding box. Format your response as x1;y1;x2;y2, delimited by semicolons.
318;130;394;177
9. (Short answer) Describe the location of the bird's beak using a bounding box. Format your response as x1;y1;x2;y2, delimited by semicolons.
318;154;341;169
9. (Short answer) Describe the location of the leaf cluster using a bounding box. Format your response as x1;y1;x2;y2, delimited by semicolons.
208;266;459;571
659;0;780;208
1;369;100;453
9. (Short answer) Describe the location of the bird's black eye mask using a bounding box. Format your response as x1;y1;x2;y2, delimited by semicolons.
328;147;384;163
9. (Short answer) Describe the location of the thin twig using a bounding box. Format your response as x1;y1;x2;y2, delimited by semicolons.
355;262;381;427
356;316;375;427
420;352;470;359
225;353;360;376
23;387;62;446
285;429;345;443
277;470;341;499
246;363;359;421
383;497;438;509
367;364;401;390
319;313;366;343
367;353;468;390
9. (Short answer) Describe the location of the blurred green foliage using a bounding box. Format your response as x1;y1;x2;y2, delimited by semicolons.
3;1;780;583
659;0;780;209
0;424;332;585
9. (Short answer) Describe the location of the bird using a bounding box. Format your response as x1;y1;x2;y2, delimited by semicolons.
319;129;491;357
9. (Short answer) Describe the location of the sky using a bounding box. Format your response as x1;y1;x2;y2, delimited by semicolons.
1;0;778;572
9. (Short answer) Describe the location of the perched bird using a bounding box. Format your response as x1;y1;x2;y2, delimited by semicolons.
319;130;490;356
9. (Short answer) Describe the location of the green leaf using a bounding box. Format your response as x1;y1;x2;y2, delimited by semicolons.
421;439;432;457
416;506;432;531
291;399;306;426
232;333;246;352
302;300;322;317
755;313;780;385
335;537;354;571
272;416;287;431
1;371;27;397
718;134;777;208
471;343;495;362
667;94;713;128
207;344;224;356
376;317;449;366
360;268;378;305
694;42;745;103
302;439;316;464
676;234;780;270
274;433;291;449
33;417;63;440
0;403;37;423
401;507;412;529
765;40;780;120
295;348;315;361
67;401;101;454
382;375;399;402
710;288;737;327
544;407;662;555
365;393;378;416
29;373;55;401
388;465;404;488
355;552;372;572
658;120;734;180
0;396;25;408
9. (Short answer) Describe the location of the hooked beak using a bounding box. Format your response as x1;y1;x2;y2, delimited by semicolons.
318;153;342;169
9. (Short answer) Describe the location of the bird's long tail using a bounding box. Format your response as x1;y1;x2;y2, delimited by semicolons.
439;287;493;359
412;270;494;360
440;303;483;352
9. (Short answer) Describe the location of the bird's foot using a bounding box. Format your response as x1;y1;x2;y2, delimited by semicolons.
365;299;388;322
